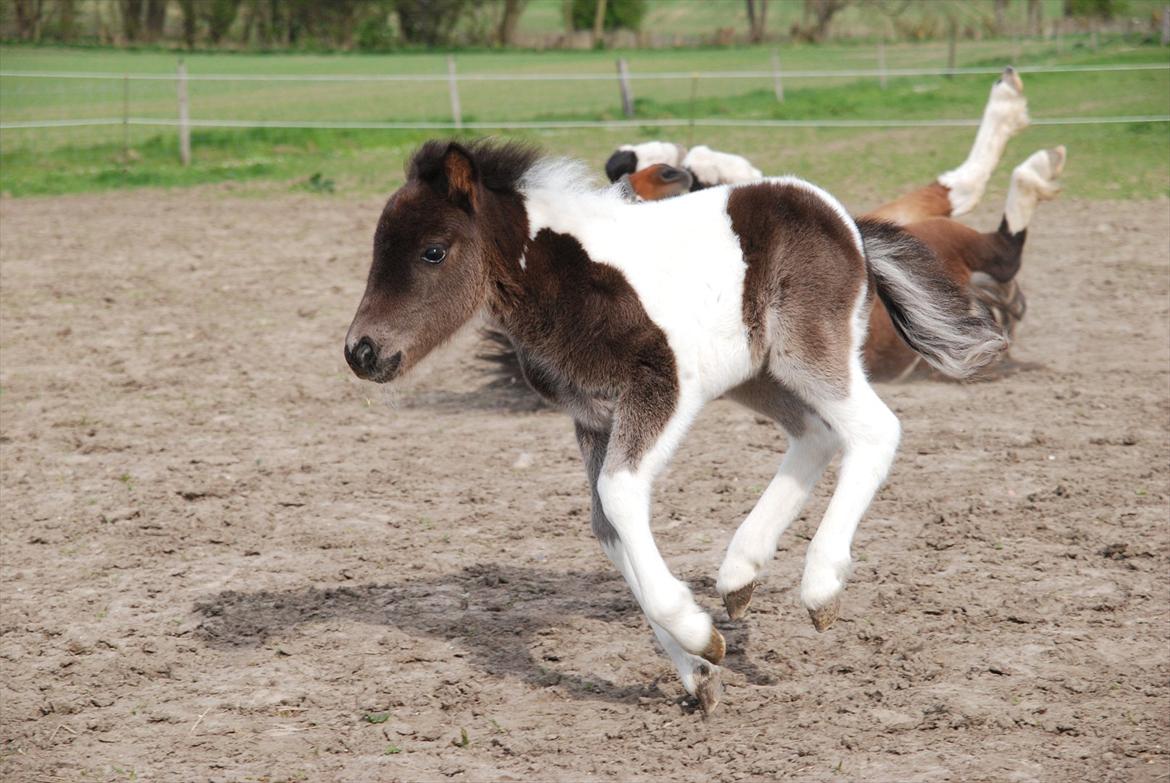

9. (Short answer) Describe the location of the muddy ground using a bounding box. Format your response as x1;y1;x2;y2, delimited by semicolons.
1;187;1168;783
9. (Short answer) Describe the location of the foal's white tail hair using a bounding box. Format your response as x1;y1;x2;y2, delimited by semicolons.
858;218;1008;378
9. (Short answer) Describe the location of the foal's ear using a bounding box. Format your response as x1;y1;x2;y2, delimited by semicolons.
441;143;479;213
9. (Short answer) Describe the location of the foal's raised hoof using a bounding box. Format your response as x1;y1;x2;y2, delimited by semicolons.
722;581;757;621
694;664;723;715
701;627;726;664
807;595;842;632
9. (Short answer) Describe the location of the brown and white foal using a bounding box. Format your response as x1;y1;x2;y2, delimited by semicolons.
345;140;1005;711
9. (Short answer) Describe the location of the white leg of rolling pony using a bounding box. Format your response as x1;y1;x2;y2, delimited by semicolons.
937;66;1031;217
1004;145;1066;234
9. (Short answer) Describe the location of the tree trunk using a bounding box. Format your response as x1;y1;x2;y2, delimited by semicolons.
178;0;197;47
119;0;145;42
746;0;768;43
498;0;527;46
14;0;45;41
794;0;847;43
592;0;607;46
994;0;1008;35
1027;0;1042;36
144;0;168;41
58;0;76;41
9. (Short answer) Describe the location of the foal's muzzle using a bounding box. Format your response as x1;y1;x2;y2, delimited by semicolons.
345;336;402;383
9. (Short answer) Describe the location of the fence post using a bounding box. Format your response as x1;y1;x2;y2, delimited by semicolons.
616;57;634;118
446;55;462;130
1090;18;1098;50
176;61;190;166
877;39;887;89
771;49;784;102
1162;5;1169;45
122;74;129;162
946;17;957;78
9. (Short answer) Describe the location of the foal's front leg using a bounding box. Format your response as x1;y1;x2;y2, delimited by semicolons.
590;393;724;666
577;424;722;711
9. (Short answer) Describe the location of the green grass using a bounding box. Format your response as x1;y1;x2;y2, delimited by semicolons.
0;41;1166;201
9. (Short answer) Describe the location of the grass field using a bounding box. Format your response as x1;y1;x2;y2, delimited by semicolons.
0;40;1167;200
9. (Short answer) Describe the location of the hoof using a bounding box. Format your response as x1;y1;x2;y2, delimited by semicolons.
722;581;757;621
700;627;726;665
807;595;841;632
1001;65;1024;94
694;664;723;715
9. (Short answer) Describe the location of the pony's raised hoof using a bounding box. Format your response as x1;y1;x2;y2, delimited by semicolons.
694;664;723;715
722;581;757;621
1000;65;1024;95
700;627;726;664
807;595;842;632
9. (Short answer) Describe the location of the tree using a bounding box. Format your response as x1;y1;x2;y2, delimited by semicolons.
178;0;197;46
591;0;606;43
13;0;46;41
1064;0;1127;19
497;0;528;45
791;0;850;42
994;0;1009;34
570;0;645;32
746;0;768;43
118;0;144;41
145;0;168;41
1026;0;1042;35
203;0;241;43
395;0;467;45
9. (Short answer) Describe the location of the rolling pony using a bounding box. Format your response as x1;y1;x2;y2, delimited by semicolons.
345;140;1006;711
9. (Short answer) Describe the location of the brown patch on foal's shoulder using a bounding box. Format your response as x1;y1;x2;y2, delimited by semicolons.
490;228;679;468
727;182;866;395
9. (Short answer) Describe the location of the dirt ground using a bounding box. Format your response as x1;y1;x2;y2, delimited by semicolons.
1;185;1167;783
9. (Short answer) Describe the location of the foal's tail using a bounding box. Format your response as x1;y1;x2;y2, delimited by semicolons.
858;218;1008;379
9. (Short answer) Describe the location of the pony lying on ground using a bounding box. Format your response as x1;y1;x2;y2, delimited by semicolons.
600;67;1064;381
345;139;1006;711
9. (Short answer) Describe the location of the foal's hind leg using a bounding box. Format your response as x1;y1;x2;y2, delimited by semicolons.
716;376;841;620
795;370;900;630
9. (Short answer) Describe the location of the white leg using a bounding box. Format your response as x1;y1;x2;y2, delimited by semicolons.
799;375;901;629
595;396;723;662
938;67;1031;217
1004;146;1066;234
577;421;721;707
716;415;840;613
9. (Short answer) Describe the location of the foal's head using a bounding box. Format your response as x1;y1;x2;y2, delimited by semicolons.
345;140;535;382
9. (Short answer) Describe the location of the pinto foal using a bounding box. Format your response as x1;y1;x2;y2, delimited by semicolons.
345;141;1005;710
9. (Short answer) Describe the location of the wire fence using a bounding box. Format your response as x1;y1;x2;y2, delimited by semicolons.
1;54;1168;165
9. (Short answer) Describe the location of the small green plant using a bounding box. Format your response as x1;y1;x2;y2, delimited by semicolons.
362;711;391;724
384;744;402;755
303;172;335;194
453;727;470;748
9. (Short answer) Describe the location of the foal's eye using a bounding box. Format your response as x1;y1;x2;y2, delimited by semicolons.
660;169;679;181
421;245;447;264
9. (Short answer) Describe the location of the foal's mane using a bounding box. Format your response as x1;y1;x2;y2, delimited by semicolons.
408;139;543;193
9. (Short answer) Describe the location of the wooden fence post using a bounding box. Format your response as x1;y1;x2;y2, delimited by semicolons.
122;74;129;162
771;49;784;102
1162;5;1169;45
946;17;957;78
447;55;462;130
176;61;190;166
877;39;887;89
616;57;634;118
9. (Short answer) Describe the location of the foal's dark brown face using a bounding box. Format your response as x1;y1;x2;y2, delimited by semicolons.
345;146;490;383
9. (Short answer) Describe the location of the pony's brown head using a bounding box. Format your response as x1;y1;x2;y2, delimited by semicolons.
627;164;694;201
345;140;535;383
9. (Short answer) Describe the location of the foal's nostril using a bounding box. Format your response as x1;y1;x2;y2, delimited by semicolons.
346;336;378;376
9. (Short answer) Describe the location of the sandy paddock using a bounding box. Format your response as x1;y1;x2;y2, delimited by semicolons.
0;188;1167;782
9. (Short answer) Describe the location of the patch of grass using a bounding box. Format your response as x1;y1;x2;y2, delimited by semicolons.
384;744;402;755
0;43;1165;200
362;711;391;724
452;727;470;748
